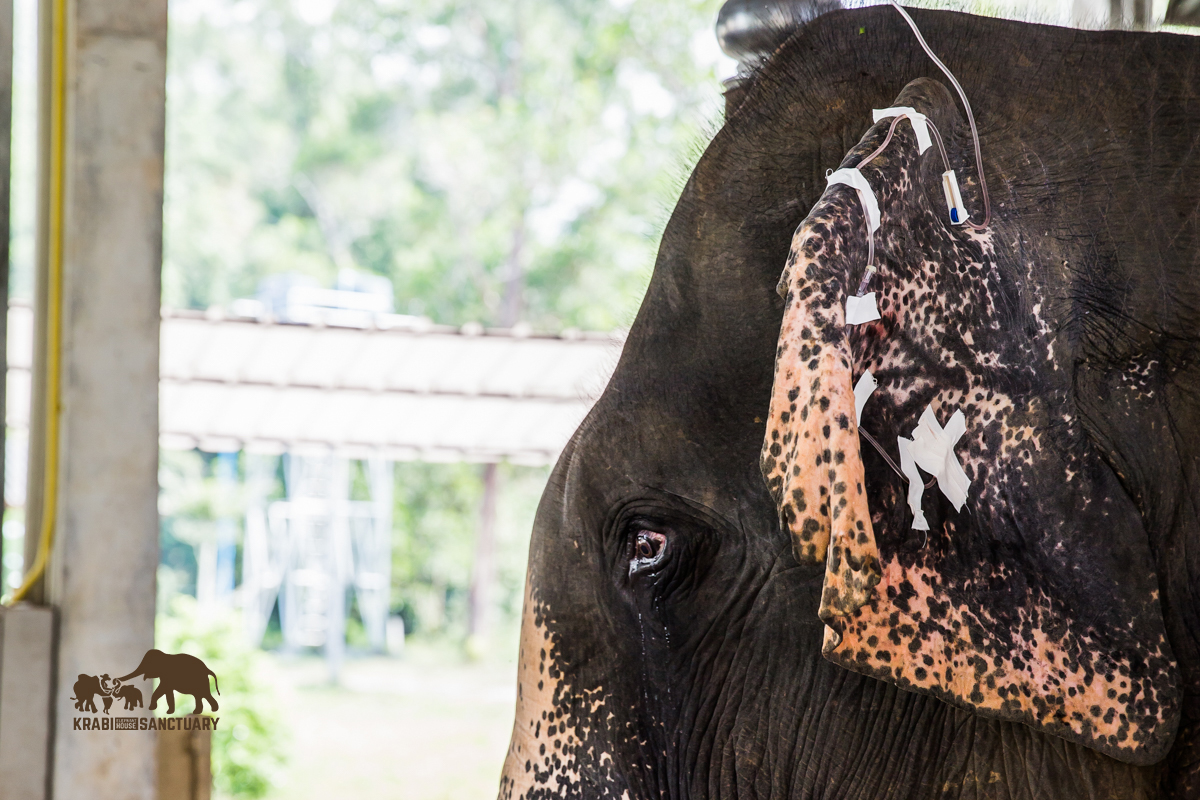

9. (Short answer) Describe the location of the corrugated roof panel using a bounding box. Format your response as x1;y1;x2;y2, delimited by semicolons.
10;308;622;463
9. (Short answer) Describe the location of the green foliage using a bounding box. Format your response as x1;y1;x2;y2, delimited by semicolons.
391;462;546;640
157;596;288;799
163;0;732;330
390;462;480;635
158;449;248;610
159;450;247;543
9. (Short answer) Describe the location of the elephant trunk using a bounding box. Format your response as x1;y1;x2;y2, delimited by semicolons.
116;653;152;682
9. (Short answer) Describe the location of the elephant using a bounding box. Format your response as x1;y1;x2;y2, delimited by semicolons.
70;674;101;713
118;649;220;715
498;5;1200;800
115;683;143;711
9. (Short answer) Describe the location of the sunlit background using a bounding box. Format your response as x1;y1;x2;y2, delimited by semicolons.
3;0;734;797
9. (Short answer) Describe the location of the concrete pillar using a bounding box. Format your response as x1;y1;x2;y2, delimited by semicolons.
24;0;166;795
157;728;212;800
0;604;55;800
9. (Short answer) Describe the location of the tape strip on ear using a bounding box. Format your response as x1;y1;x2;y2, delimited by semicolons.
896;437;930;531
907;405;971;511
872;106;933;154
845;293;880;325
852;370;878;425
825;168;880;234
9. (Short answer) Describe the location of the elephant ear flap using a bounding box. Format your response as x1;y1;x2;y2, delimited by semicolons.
762;78;1182;766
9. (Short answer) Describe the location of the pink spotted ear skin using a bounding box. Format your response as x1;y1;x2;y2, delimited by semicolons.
762;215;882;640
761;77;1181;765
825;556;1179;764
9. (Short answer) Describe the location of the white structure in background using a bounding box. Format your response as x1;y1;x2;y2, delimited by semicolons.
246;269;398;327
242;452;393;675
155;299;617;463
6;289;622;660
164;290;619;665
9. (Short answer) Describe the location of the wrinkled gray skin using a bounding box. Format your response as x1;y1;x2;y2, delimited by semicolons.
499;7;1200;799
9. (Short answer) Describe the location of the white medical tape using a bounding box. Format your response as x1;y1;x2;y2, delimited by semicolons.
897;437;930;531
826;168;880;235
908;404;971;511
845;292;880;325
872;106;933;154
852;370;878;425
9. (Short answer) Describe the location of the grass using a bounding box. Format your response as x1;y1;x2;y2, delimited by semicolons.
258;639;518;800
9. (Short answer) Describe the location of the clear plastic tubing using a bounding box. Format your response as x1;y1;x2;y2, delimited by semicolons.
887;1;991;230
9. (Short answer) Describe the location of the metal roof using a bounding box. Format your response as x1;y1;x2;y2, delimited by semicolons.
6;306;623;464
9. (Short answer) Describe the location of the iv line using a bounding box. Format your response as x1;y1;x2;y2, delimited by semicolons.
888;1;991;230
851;112;956;294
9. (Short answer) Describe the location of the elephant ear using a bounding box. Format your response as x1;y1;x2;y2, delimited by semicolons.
761;78;1181;764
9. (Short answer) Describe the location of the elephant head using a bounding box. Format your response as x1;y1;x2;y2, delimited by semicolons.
118;649;168;682
498;7;1200;800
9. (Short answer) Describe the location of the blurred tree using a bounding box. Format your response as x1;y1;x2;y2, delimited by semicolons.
159;0;733;653
389;461;545;641
162;0;732;331
389;462;482;636
158;449;246;609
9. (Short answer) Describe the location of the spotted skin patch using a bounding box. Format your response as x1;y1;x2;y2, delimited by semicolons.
830;560;1176;759
500;578;617;800
762;79;1180;764
761;241;881;628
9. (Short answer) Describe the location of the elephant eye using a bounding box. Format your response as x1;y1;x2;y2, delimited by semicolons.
630;529;667;574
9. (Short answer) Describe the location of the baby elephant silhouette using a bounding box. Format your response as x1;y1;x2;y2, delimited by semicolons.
118;649;220;715
114;683;143;710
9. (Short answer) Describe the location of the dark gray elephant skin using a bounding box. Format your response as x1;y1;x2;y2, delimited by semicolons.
497;7;1200;800
118;648;220;715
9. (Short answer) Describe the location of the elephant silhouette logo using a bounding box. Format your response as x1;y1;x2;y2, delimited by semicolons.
70;673;143;715
116;648;220;715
